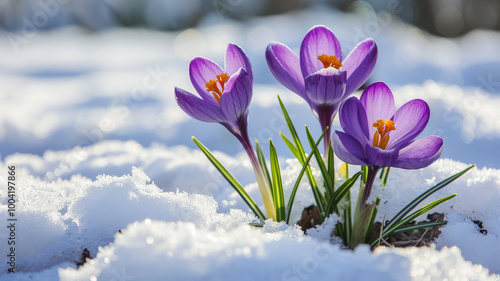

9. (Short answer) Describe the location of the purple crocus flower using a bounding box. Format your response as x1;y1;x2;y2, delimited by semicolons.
174;43;276;220
175;43;253;140
266;25;378;153
333;82;444;204
333;82;444;169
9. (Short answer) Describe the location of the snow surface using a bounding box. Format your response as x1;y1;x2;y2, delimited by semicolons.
1;142;499;280
1;5;500;281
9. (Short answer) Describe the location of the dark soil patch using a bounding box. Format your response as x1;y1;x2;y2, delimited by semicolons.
473;220;488;235
297;205;323;232
75;248;92;268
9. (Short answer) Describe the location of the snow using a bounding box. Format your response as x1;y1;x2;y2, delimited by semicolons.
1;142;499;280
1;5;500;281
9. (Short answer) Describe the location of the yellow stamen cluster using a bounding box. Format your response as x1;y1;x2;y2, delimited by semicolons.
372;119;396;150
317;54;343;69
205;73;230;103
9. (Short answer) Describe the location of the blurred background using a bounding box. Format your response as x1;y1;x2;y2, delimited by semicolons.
1;0;500;169
1;0;500;37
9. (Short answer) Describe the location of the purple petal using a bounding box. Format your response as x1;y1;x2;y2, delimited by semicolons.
265;42;306;99
225;43;253;82
360;82;395;144
342;38;378;96
175;87;224;123
339;97;370;144
220;68;252;123
305;68;346;106
388;99;430;149
189;57;225;101
392;136;444;169
333;131;367;165
365;145;399;168
300;25;342;78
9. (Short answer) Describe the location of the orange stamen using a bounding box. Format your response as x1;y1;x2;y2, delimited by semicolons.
372;119;396;150
205;73;230;103
317;54;343;69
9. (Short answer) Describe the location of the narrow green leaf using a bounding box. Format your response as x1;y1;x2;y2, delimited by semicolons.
350;199;377;249
326;172;362;215
286;128;326;224
278;96;326;216
278;96;306;157
305;126;333;199
379;167;391;187
280;133;300;160
361;165;369;184
327;142;335;191
389;221;448;235
270;139;286;222
342;190;352;244
364;197;381;243
256;140;273;191
332;169;354;243
389;194;456;233
307;174;326;217
331;172;362;208
193;137;266;221
385;164;475;231
335;183;352;245
374;194;457;246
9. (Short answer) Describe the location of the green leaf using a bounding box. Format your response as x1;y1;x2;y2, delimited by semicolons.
280;133;300;160
278;96;307;157
327;143;335;191
325;171;360;245
390;221;448;235
278;96;326;217
286;128;327;224
248;222;265;228
341;190;352;245
361;165;369;184
325;172;361;215
385;164;475;231
270;139;286;222
379;167;391;187
256;140;273;191
306;126;333;199
364;197;381;243
372;193;457;247
193;137;266;221
350;199;378;249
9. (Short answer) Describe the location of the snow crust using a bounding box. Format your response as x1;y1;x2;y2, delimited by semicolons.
1;142;499;280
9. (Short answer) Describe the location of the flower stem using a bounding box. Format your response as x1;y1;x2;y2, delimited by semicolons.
350;166;380;248
236;126;277;221
317;104;337;156
322;125;332;157
361;166;380;207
